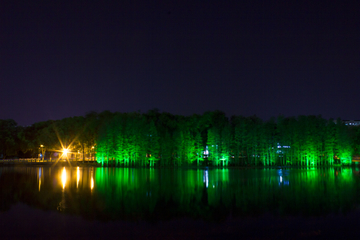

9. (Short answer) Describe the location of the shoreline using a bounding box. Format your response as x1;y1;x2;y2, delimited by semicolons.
0;160;352;169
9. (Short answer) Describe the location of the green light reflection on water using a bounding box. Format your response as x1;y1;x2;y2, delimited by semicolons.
1;166;360;221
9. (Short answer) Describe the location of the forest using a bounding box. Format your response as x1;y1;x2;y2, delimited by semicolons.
1;110;360;167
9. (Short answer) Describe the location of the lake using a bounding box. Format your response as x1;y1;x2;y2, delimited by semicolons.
1;165;360;239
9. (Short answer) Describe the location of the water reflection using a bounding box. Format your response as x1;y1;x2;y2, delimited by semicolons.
61;167;66;190
277;169;289;186
203;169;208;188
0;166;360;221
77;167;80;188
90;171;94;191
38;167;42;191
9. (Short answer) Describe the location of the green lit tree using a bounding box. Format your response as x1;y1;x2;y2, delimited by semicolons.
147;120;160;167
336;119;353;165
194;131;204;166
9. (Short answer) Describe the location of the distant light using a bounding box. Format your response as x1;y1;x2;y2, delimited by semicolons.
40;145;44;148
63;149;69;155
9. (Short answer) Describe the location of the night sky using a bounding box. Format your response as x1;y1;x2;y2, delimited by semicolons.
1;1;359;126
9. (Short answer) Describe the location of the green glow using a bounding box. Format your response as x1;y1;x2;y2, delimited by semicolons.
94;114;356;167
70;167;360;218
5;166;360;221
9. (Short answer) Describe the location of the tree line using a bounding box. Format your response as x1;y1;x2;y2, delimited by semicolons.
1;110;360;166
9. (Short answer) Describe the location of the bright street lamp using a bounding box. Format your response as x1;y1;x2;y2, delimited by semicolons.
39;145;45;161
63;148;69;155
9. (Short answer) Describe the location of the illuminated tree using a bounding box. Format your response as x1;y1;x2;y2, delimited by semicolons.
114;119;125;166
194;131;204;166
159;130;173;166
232;116;248;166
220;124;231;166
4;109;360;167
263;118;277;166
147;120;160;167
246;115;262;165
336;118;353;165
207;128;219;166
173;130;183;166
324;119;337;165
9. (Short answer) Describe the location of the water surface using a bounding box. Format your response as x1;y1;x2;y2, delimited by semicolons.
1;166;360;239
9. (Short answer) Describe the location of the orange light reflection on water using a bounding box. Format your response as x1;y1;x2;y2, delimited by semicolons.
77;167;80;188
91;176;94;190
61;167;66;189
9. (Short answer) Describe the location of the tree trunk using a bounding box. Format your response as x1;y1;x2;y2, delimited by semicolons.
82;144;85;163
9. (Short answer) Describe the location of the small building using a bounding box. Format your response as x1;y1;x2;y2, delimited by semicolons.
342;120;360;126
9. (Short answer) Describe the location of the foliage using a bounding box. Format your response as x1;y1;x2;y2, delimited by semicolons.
2;111;360;167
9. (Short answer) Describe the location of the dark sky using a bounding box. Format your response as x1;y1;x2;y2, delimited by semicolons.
1;1;359;126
